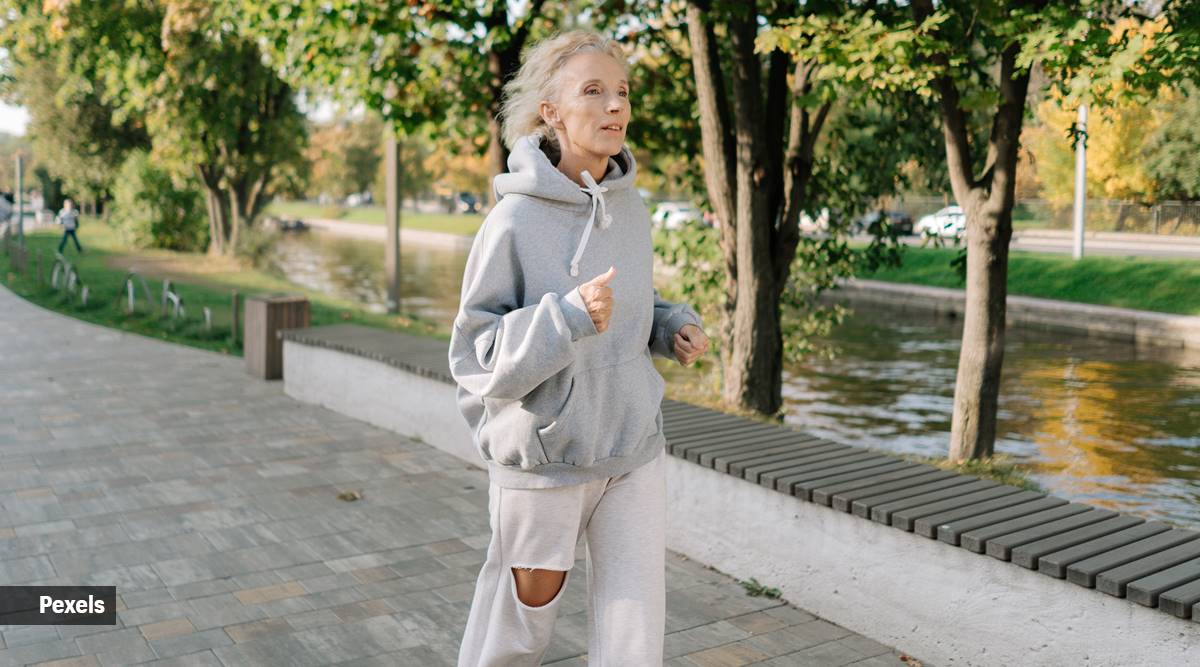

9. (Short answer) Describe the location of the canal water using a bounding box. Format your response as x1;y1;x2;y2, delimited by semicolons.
267;227;1200;530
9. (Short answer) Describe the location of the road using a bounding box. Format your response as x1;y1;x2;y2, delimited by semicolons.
875;229;1200;260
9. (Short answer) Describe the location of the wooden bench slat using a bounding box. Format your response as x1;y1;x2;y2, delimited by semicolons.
677;432;823;462
1010;515;1146;570
898;489;1044;534
765;452;895;490
849;476;984;519
672;422;801;453
770;457;904;498
830;470;958;512
960;504;1095;554
697;437;836;467
870;481;1009;525
811;466;942;506
717;445;864;476
713;441;853;473
661;400;715;417
769;460;914;498
937;498;1070;546
985;508;1119;561
1035;521;1173;579
663;412;762;437
1094;537;1200;598
1125;557;1200;609
1066;528;1200;588
1157;573;1200;618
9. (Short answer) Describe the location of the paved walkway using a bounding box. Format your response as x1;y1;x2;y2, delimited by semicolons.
0;283;928;666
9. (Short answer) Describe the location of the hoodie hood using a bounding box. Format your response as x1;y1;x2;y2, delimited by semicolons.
494;133;638;207
494;134;639;277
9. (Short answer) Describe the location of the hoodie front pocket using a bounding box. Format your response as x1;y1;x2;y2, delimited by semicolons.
536;354;664;467
479;397;553;470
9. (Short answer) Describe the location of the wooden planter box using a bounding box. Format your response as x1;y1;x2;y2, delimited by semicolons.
244;294;309;380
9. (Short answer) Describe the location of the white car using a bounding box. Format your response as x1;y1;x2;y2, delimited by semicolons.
653;202;701;230
798;207;832;234
915;205;966;238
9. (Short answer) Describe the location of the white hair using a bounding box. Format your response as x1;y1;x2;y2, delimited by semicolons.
498;29;629;157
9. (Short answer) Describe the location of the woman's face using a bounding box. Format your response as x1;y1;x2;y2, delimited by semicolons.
542;51;631;159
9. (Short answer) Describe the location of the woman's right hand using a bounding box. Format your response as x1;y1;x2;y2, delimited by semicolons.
579;266;616;334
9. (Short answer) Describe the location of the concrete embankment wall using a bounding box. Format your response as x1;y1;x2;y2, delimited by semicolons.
829;279;1200;350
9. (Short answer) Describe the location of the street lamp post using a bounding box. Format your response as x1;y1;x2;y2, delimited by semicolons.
384;132;403;314
14;153;23;245
1072;102;1087;260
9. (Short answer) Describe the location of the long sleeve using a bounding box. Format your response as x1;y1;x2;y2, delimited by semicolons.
449;219;598;401
648;287;703;360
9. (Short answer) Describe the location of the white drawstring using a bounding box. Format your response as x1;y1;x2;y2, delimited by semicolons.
570;170;613;277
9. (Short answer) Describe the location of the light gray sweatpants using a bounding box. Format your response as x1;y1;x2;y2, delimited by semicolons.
457;446;667;667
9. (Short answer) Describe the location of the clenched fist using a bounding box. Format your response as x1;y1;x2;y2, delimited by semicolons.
579;266;616;334
673;323;709;366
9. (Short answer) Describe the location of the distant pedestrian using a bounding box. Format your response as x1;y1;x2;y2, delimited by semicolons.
56;198;83;255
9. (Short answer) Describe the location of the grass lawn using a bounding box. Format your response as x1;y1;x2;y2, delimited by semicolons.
864;244;1200;316
0;221;448;358
266;200;483;236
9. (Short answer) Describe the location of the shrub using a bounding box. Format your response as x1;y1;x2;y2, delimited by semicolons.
111;150;208;252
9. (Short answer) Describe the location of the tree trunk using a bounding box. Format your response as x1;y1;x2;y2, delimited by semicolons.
686;0;812;419
202;185;226;256
484;41;521;206
949;196;1012;460
1113;201;1129;231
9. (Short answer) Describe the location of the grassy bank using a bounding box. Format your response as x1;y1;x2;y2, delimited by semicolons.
266;201;483;236
865;245;1200;316
0;222;448;357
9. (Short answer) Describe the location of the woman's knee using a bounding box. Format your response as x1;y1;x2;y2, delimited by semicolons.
511;567;567;608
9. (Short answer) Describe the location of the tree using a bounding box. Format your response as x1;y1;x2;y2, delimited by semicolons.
238;0;610;201
0;10;151;210
1144;80;1200;201
20;0;306;256
895;0;1189;461
603;1;942;416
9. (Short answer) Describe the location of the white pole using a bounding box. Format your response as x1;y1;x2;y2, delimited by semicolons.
14;153;23;243
1072;102;1087;260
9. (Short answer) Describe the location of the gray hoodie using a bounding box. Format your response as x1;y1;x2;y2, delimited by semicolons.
448;134;704;489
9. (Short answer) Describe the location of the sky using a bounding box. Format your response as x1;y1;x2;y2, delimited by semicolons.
0;96;350;139
0;102;28;136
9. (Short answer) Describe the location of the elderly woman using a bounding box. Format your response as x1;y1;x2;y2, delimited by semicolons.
449;29;710;667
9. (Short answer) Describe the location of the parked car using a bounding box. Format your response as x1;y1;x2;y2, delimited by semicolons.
851;209;914;236
915;205;966;238
262;216;309;233
652;201;702;230
799;207;832;234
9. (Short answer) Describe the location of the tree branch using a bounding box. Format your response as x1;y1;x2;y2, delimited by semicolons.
912;0;977;200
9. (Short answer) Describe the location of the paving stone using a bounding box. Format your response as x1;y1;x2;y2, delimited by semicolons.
148;629;233;660
223;618;294;644
139;618;195;642
681;640;772;666
30;656;100;667
665;621;752;659
137;650;223;666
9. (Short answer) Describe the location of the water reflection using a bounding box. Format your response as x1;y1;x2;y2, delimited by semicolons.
773;307;1200;529
268;229;1200;529
266;229;468;324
